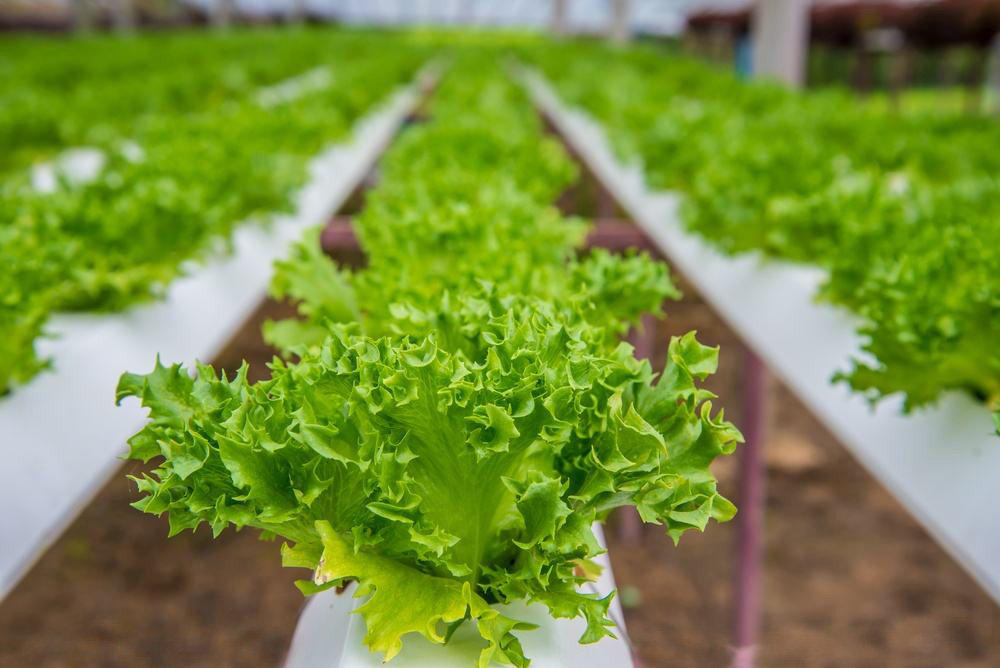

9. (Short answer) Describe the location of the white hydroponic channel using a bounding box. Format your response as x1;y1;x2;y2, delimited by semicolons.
522;68;1000;607
0;71;429;601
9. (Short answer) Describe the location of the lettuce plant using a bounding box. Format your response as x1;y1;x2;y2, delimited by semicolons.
119;294;738;665
531;42;1000;434
119;51;741;665
0;31;427;395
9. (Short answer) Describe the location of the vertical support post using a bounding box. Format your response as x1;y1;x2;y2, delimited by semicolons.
734;33;754;78
619;312;656;544
289;0;307;24
861;28;905;107
609;0;630;44
889;45;911;111
110;0;137;33
551;0;568;35
989;33;1000;116
751;0;810;88
853;43;871;94
71;0;94;33
731;350;768;668
733;8;783;664
707;25;735;66
212;0;236;29
964;48;989;114
167;0;183;26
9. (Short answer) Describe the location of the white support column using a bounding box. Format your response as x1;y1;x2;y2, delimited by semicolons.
289;0;307;24
551;0;568;35
458;0;476;25
71;0;94;32
609;0;630;44
212;0;236;29
110;0;137;32
751;0;810;88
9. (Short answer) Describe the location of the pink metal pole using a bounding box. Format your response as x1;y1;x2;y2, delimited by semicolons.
731;349;768;668
320;216;358;252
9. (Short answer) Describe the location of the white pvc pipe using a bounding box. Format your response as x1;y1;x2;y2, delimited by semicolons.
522;67;1000;608
0;72;432;603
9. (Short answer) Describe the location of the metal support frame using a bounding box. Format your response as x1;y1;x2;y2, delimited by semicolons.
551;0;569;35
212;0;236;29
731;350;769;668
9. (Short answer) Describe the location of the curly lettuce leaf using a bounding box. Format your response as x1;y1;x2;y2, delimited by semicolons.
118;295;739;660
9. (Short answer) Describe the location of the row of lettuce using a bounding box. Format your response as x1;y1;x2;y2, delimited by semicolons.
0;29;362;176
531;43;1000;434
117;53;741;665
0;30;429;394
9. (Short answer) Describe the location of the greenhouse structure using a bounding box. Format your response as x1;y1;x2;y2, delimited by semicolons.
1;1;999;667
